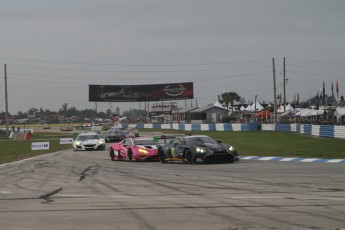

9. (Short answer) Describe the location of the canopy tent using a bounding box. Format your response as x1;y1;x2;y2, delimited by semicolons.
245;104;254;111
295;108;310;116
300;109;315;117
245;101;264;112
213;101;225;109
280;109;295;117
334;107;345;116
310;109;325;116
277;103;294;113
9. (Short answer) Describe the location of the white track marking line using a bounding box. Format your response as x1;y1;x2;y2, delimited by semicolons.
55;194;133;198
0;191;11;194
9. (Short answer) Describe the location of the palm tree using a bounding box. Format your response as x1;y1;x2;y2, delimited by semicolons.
219;92;241;114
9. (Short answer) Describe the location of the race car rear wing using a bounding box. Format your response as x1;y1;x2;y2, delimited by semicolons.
153;134;185;144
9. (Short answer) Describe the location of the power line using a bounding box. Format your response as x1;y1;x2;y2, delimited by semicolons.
11;95;88;103
1;56;270;67
9;71;272;83
288;57;345;65
288;70;344;78
7;64;271;74
9;84;86;89
288;63;345;71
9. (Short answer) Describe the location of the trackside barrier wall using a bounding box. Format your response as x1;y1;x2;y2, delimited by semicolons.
112;122;345;139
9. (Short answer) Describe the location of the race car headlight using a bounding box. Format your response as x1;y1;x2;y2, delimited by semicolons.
228;146;235;152
74;141;82;146
196;147;206;153
98;140;105;144
138;148;149;154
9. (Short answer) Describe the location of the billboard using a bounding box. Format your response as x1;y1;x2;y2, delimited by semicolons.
89;82;194;102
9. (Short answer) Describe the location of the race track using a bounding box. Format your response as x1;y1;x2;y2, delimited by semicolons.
0;147;344;229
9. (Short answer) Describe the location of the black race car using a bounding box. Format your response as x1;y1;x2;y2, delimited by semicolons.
102;129;126;143
158;135;239;164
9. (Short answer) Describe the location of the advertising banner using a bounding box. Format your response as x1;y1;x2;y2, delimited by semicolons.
91;126;102;131
89;82;193;102
60;138;74;145
31;142;50;150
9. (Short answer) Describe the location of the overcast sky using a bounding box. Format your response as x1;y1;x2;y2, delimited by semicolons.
1;0;345;114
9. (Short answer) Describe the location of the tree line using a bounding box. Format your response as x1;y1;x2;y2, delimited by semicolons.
1;91;343;122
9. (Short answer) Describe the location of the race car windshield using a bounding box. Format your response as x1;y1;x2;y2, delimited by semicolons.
185;136;217;146
108;131;124;135
133;139;155;145
77;135;100;141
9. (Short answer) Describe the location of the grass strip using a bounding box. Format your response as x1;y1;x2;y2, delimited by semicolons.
1;129;345;164
140;129;345;159
0;132;77;164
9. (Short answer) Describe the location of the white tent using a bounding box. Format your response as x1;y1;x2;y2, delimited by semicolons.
280;109;295;117
334;107;345;116
245;101;263;112
245;104;254;112
277;103;294;113
295;108;310;116
311;109;324;116
334;107;345;121
300;109;315;117
213;101;225;109
254;101;264;111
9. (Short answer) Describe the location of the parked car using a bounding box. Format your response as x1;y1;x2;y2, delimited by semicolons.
72;132;105;151
60;126;74;131
109;137;162;161
42;124;51;129
103;129;126;143
158;135;239;164
83;123;92;128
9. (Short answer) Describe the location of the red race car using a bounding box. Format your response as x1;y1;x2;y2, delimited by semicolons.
109;137;160;161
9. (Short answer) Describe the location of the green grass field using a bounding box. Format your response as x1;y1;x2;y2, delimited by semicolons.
1;129;345;164
140;129;345;159
0;132;77;164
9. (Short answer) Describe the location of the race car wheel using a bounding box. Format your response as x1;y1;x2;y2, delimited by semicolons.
128;150;133;162
185;150;195;164
159;150;166;164
226;155;235;163
109;149;115;161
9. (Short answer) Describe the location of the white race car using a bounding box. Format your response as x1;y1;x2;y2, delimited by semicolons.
73;132;106;151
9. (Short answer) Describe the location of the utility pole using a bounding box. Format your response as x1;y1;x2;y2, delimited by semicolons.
4;64;10;136
272;58;277;124
283;57;286;112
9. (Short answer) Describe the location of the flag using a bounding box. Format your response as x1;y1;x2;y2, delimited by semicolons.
331;82;334;98
319;84;323;100
336;80;339;98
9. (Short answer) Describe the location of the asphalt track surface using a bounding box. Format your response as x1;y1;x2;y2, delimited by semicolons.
0;146;345;229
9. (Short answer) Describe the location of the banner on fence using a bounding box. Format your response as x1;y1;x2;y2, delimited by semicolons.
60;138;74;145
31;142;50;150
